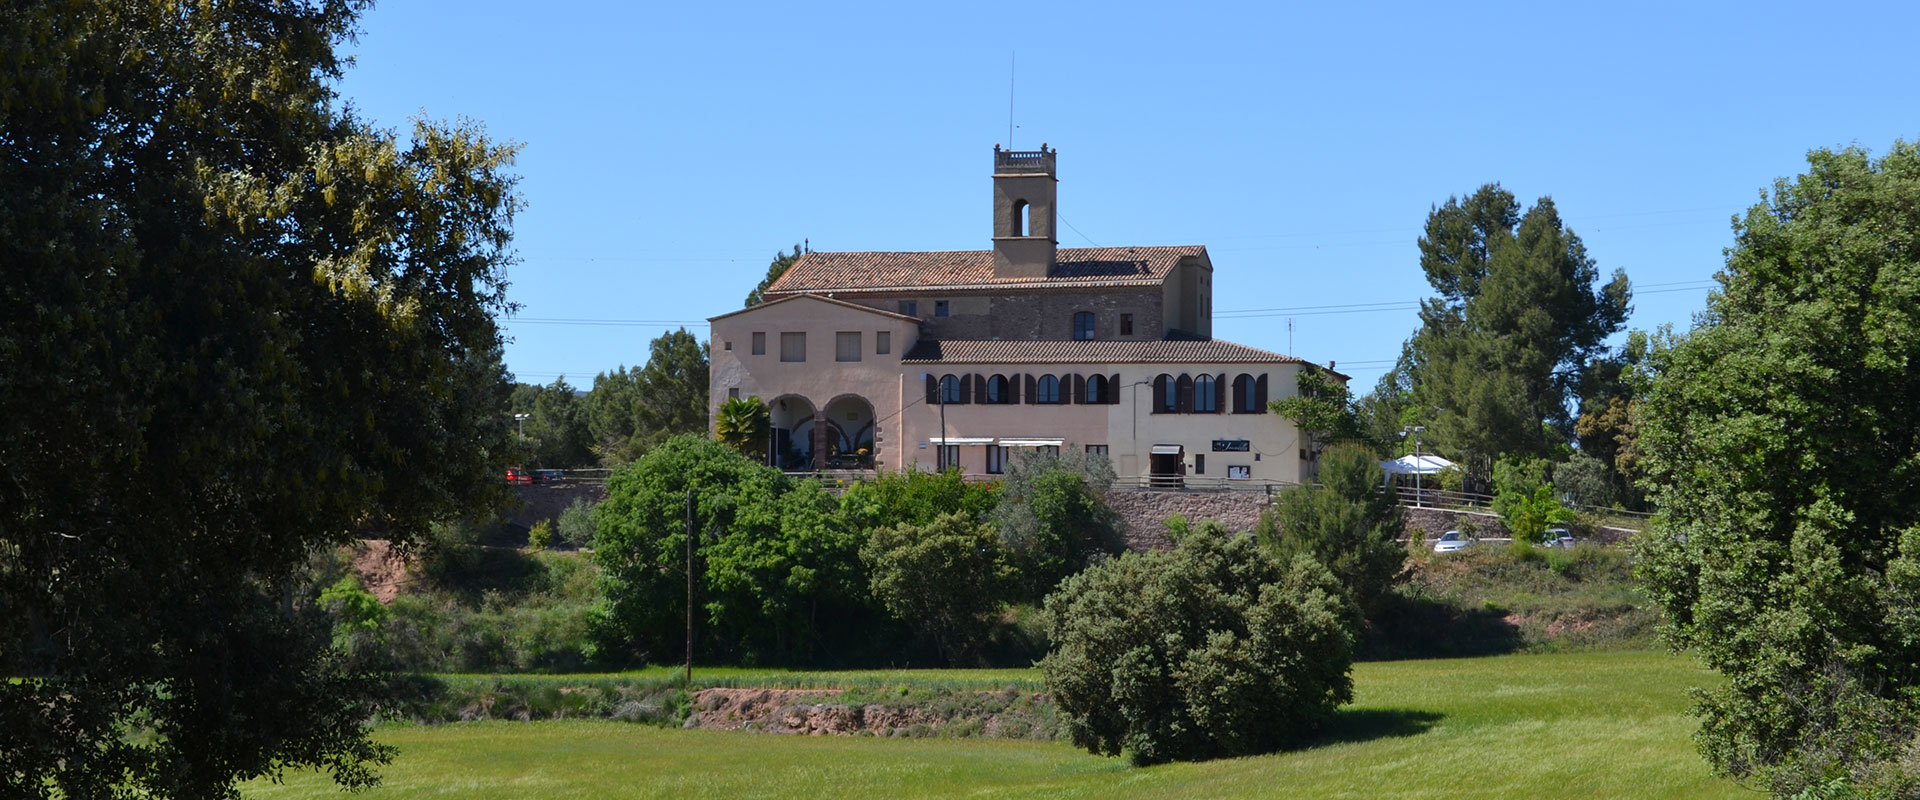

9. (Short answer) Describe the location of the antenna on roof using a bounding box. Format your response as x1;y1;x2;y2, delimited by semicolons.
1007;51;1016;150
804;238;809;254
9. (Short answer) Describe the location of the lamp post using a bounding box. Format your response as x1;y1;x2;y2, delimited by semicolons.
513;412;529;440
1402;425;1427;507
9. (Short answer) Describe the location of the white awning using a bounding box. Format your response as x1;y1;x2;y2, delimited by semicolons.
999;438;1065;447
1150;444;1184;455
1380;454;1454;475
928;437;994;445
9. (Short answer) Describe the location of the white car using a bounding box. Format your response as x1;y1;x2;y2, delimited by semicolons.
1542;526;1575;549
1433;530;1471;553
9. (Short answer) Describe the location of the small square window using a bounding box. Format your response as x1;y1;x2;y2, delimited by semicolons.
836;331;861;362
751;332;766;355
1120;314;1134;336
724;341;732;351
934;300;949;317
728;387;740;400
900;300;918;317
780;332;806;362
876;331;891;355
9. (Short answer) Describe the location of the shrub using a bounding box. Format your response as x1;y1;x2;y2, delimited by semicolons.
1258;443;1406;615
527;519;553;551
1042;525;1358;765
557;497;597;548
861;513;1015;665
992;449;1126;600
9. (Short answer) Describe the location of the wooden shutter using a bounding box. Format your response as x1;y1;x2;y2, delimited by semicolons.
1009;373;1022;404
1215;373;1227;414
1068;374;1085;404
972;374;987;404
1110;373;1121;405
1152;374;1168;412
1177;374;1194;413
1025;374;1038;405
1255;374;1269;410
958;374;974;405
926;374;939;405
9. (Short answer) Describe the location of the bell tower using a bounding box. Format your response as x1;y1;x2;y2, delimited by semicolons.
991;143;1057;279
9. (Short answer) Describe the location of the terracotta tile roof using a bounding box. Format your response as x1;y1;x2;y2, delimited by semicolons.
764;246;1207;295
706;292;920;323
899;337;1307;366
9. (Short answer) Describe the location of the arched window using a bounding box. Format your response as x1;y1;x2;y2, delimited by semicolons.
940;374;962;404
1037;375;1061;404
1084;374;1105;404
1194;374;1218;413
1012;199;1028;237
986;374;1009;404
1073;311;1095;340
1234;374;1256;413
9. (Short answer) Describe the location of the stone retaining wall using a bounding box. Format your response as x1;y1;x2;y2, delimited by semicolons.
1105;489;1273;550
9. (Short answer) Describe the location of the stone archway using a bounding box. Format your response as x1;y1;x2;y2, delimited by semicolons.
768;394;815;471
821;393;876;469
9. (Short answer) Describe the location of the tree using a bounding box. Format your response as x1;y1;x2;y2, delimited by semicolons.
860;513;1015;665
510;377;595;468
836;468;1000;535
591;436;861;665
990;449;1126;599
1042;527;1359;765
1491;457;1573;545
0;2;520;796
715;395;771;461
1401;184;1633;479
1270;367;1367;460
1258;443;1407;615
581;328;710;468
743;244;803;307
1636;141;1920;798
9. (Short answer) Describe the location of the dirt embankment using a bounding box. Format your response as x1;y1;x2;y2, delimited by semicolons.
684;688;1061;740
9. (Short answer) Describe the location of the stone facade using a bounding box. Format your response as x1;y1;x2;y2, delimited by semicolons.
847;286;1167;342
1106;489;1275;550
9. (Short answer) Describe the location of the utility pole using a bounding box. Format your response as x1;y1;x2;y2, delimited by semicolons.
1403;425;1427;507
684;488;694;687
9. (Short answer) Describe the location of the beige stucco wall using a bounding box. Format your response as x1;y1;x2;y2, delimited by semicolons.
709;297;922;471
1109;362;1307;485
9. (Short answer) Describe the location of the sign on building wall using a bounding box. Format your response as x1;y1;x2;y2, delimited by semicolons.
1212;439;1251;452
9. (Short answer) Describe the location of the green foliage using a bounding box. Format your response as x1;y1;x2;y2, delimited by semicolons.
1636;140;1920;798
581;329;712;468
557;498;597;548
715;395;771;461
1042;527;1359;765
1270;367;1366;456
744;244;804;307
528;520;554;551
383;551;603;673
591;435;863;666
318;576;390;656
511;378;596;468
1492;457;1573;544
991;449;1125;600
1554;452;1617;509
1400;184;1633;479
1259;443;1408;615
838;468;1000;535
861;513;1016;665
0;2;521;795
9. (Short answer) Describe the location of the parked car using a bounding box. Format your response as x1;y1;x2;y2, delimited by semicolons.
536;469;566;484
1542;525;1575;549
505;467;533;485
1433;530;1472;553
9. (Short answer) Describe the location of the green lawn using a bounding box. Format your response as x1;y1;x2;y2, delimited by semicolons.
245;651;1741;799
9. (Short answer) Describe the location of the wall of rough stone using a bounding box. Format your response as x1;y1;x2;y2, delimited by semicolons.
1105;489;1274;550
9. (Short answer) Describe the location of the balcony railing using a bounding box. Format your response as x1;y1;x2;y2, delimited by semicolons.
994;144;1055;174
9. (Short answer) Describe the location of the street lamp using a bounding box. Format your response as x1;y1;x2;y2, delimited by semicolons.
1402;425;1427;507
513;412;530;440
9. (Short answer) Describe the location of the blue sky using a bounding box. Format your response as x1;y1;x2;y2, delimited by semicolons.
335;0;1920;391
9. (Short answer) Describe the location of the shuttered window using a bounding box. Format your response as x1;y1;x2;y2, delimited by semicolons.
779;332;805;362
835;331;861;362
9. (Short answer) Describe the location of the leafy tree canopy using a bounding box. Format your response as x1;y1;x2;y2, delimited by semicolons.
1400;184;1632;478
1635;140;1920;798
1258;443;1407;615
0;1;520;796
860;513;1014;665
581;328;710;467
990;449;1126;600
511;377;596;468
715;395;771;461
1270;367;1368;457
1042;528;1358;765
744;244;803;307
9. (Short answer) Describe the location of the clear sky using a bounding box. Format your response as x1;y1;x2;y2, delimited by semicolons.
334;0;1920;392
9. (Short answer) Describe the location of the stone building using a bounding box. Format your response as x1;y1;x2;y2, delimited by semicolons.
707;145;1344;488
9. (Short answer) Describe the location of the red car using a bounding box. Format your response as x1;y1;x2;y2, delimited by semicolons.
505;468;533;484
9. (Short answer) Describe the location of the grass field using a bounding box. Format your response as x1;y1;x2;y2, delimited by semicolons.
245;651;1741;799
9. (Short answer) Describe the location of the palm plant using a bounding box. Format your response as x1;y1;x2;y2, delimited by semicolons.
715;395;771;462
